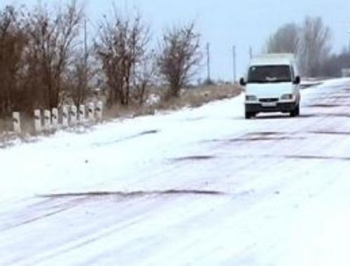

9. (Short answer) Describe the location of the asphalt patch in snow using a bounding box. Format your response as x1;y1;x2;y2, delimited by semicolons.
139;130;159;136
228;137;297;142
307;104;341;108
310;131;350;136
172;155;215;161
300;113;350;118
245;132;294;140
41;189;225;198
284;155;350;161
207;132;304;143
247;132;280;136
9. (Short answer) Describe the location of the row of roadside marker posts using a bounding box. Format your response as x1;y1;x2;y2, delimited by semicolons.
12;101;103;134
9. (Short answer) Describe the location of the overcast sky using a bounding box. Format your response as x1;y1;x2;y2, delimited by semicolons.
3;0;350;80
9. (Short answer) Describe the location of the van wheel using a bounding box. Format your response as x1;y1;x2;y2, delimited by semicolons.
245;112;255;119
290;104;300;117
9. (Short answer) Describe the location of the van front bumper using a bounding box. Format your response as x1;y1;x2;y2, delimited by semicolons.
245;102;297;113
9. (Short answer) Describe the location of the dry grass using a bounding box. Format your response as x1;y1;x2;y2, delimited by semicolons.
0;84;242;144
104;84;242;120
0;119;11;132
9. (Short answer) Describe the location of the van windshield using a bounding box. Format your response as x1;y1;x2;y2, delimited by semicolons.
247;65;292;83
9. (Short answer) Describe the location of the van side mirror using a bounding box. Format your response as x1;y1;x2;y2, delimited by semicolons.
293;76;301;85
239;77;246;86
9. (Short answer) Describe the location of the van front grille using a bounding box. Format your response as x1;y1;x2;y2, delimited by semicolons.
259;98;279;103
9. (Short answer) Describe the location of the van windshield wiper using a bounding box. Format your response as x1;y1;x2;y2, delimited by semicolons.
248;79;291;84
247;80;267;83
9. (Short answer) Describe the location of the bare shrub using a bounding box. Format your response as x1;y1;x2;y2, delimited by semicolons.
156;22;202;98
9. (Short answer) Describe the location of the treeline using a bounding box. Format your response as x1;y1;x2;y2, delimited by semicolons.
0;1;202;118
265;16;350;77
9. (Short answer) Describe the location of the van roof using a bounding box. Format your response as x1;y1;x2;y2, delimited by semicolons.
250;53;295;66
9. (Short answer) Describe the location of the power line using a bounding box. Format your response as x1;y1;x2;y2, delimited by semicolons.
84;18;88;65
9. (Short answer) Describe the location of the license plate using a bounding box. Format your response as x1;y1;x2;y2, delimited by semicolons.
262;102;277;107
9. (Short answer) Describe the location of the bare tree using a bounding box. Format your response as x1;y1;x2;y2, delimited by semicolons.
298;16;331;77
94;10;150;107
0;6;26;117
266;23;300;54
264;17;332;77
23;0;83;110
156;22;202;98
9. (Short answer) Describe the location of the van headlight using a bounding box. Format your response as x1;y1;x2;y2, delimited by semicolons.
246;95;258;101
281;94;294;100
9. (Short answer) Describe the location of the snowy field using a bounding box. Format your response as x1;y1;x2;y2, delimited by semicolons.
1;78;350;265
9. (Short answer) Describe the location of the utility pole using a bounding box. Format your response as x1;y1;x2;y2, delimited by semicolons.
249;46;253;59
347;24;350;53
232;45;236;83
84;18;88;66
83;18;88;95
346;23;350;54
206;42;211;82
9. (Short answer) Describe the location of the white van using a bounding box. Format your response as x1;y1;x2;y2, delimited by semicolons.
240;53;301;119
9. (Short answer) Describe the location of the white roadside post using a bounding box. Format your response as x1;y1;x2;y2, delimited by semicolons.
62;105;69;128
79;104;86;124
44;110;51;131
12;112;21;134
70;105;77;126
87;102;95;122
52;108;59;130
34;109;42;133
95;101;103;122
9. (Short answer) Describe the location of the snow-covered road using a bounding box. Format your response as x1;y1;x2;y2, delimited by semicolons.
2;79;350;266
